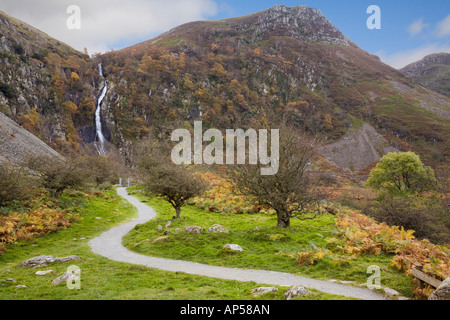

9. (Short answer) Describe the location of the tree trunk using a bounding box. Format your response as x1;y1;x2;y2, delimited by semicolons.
277;211;290;228
175;206;181;219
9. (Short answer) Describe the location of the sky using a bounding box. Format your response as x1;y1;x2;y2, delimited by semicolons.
0;0;449;69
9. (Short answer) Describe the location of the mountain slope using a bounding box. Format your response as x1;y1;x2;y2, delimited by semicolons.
0;5;448;174
98;5;450;172
0;111;61;165
401;53;450;98
0;10;98;154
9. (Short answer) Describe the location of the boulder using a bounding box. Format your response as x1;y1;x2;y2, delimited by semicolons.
208;224;229;234
223;244;243;252
184;226;204;234
428;276;450;300
285;286;312;300
251;287;279;297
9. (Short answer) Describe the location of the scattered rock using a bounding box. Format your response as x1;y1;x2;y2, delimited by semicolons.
35;270;54;276
223;244;243;252
163;230;170;235
20;255;80;268
251;287;279;297
95;217;102;220
184;226;204;234
428;276;450;300
15;285;27;288
384;288;400;298
165;221;172;229
397;296;410;300
52;270;80;285
157;225;163;231
285;286;312;300
6;278;16;283
208;224;229;234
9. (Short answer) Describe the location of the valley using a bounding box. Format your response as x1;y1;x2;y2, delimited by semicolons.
0;4;449;302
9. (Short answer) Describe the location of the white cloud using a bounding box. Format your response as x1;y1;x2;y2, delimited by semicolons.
407;18;429;37
376;43;450;69
0;0;218;54
436;14;450;37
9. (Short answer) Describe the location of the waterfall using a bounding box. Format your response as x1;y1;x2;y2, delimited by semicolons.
95;63;107;155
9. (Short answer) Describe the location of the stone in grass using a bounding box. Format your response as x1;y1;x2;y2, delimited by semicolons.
285;286;312;300
251;287;279;297
208;224;229;234
384;287;400;298
35;270;54;276
223;244;243;252
184;226;204;234
20;255;80;268
52;270;80;285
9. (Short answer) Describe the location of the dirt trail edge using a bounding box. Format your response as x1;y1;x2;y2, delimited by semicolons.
89;187;387;300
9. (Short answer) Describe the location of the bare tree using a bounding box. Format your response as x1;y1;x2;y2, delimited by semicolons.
229;126;323;228
136;138;207;219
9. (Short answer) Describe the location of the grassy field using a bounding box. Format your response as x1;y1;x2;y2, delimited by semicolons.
0;188;352;300
123;189;415;299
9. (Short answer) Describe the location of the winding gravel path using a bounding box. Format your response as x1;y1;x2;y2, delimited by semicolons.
89;188;387;300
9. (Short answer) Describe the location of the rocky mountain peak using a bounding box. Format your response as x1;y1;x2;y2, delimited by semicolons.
401;52;450;76
249;5;354;46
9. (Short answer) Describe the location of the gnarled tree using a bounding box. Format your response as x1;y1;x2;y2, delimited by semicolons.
229;126;323;228
136;138;207;219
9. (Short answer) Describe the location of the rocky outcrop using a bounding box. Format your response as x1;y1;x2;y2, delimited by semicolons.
184;226;205;234
285;286;312;300
207;224;229;234
250;5;355;46
19;255;80;268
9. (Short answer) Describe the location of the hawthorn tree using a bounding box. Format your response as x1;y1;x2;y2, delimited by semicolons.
136;138;207;219
229;126;323;228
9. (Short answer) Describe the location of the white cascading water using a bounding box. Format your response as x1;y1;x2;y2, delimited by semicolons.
95;63;107;155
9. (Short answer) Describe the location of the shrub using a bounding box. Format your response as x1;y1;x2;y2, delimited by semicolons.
25;154;88;197
363;194;450;245
0;164;37;207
